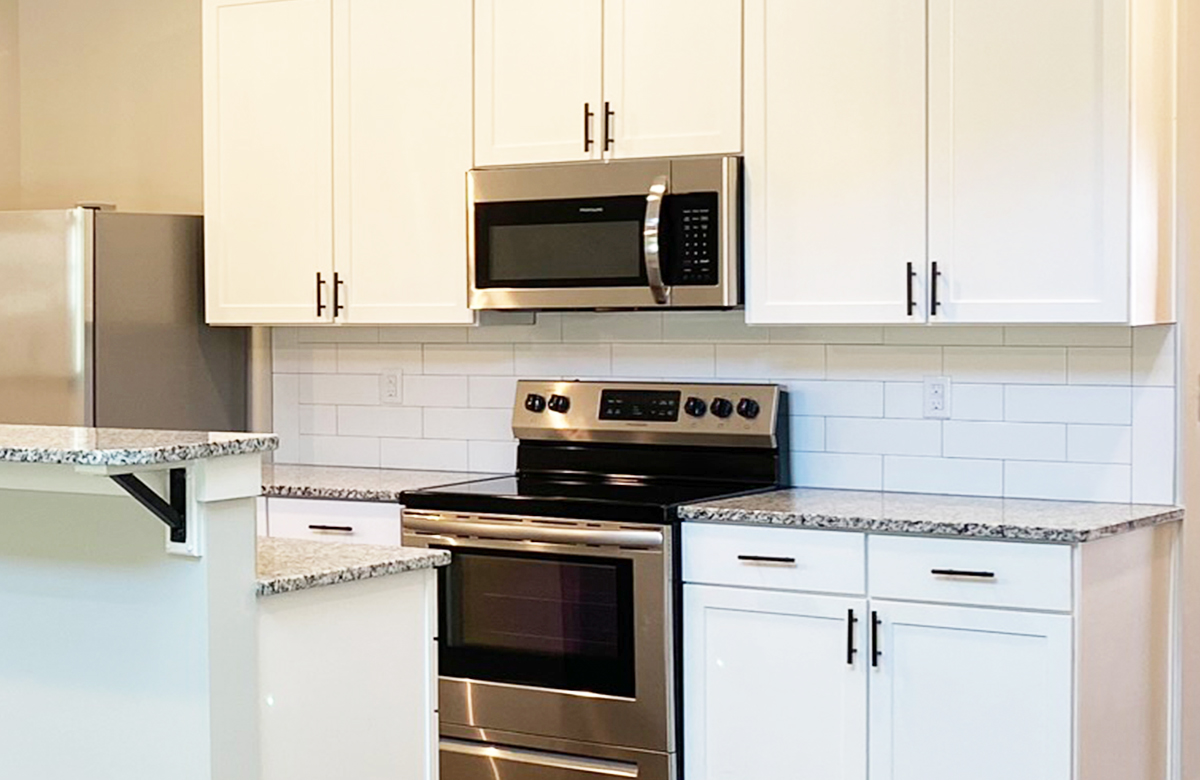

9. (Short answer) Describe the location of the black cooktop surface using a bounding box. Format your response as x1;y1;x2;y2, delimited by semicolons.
400;474;774;524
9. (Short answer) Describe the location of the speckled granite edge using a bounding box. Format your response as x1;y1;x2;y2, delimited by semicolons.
680;505;1183;543
0;426;278;467
262;484;402;502
257;537;450;597
261;465;492;503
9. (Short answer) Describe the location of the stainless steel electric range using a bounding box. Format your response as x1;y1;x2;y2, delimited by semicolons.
401;380;788;780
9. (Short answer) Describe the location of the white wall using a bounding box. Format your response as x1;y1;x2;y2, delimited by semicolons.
14;0;202;212
272;317;1178;505
0;0;18;210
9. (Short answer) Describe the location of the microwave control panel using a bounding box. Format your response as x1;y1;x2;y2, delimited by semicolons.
668;192;720;286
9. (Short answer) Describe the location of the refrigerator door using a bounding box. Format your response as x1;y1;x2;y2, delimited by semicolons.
0;209;92;426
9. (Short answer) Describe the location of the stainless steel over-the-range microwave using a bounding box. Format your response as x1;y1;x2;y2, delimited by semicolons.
468;155;741;311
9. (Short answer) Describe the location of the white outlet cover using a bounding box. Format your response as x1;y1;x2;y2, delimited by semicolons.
923;376;952;419
380;370;403;405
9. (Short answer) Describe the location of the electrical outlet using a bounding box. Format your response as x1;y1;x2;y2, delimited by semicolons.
923;376;952;419
380;370;402;405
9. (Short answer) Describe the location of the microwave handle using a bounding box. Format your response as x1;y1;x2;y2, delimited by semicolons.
643;176;671;305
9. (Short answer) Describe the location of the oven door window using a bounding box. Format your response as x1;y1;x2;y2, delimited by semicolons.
475;196;648;289
437;547;636;698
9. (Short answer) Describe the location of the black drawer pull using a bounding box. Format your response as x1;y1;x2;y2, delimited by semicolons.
871;611;881;667
846;609;858;666
308;524;354;533
931;568;995;579
737;554;796;565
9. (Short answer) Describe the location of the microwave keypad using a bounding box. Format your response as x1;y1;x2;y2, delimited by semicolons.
668;192;720;286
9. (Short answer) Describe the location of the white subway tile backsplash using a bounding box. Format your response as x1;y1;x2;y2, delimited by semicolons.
663;311;768;342
403;375;469;408
884;383;923;419
469;440;518;473
469;376;520;408
1004;326;1132;347
272;374;300;464
1132;386;1176;504
299;405;337;435
826;345;941;381
275;343;338;374
378;326;469;343
338;406;423;438
1004;461;1131;502
1067;348;1132;385
468;314;563;343
381;438;469;471
1005;385;1132;425
944;347;1066;384
562;312;662;342
717;344;823;379
424;345;514;375
1067;425;1132;465
299;374;380;406
769;326;883;344
790;452;883;491
298;435;380;468
514;344;611;377
943;421;1065;461
336;344;422;375
613;344;715;378
1133;326;1176;387
424;408;513;441
884;326;1004;346
789;416;826;452
826;418;942;457
781;381;884;418
883;456;1003;497
950;384;1004;421
297;327;380;344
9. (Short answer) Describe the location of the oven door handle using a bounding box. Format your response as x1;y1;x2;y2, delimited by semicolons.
643;175;671;305
404;516;664;550
441;739;639;778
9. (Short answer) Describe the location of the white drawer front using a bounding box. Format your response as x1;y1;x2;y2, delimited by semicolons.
683;523;866;595
266;498;402;546
868;535;1073;612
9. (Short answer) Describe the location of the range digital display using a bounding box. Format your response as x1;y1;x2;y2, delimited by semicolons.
599;390;681;422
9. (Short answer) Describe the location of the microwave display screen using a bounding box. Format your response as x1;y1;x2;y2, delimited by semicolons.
490;221;641;282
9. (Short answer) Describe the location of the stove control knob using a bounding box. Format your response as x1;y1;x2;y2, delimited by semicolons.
524;393;547;413
684;397;708;417
737;398;761;420
547;394;571;414
711;397;734;419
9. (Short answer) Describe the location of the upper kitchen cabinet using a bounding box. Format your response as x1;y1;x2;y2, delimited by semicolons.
746;0;1175;326
474;0;743;167
203;0;474;326
203;0;335;325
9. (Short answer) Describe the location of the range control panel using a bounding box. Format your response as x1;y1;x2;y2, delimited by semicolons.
513;380;782;449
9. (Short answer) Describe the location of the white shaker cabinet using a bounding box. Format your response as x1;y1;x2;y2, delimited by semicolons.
474;0;742;166
203;0;335;325
203;0;474;326
745;0;1174;325
684;585;867;780
743;0;926;324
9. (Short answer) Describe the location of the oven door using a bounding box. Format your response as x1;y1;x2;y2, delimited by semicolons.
402;511;674;754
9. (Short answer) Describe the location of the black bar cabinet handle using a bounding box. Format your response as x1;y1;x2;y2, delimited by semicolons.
931;568;996;579
736;554;797;565
871;611;881;667
931;261;942;314
333;272;345;316
308;524;354;533
316;272;327;316
847;609;858;665
906;262;916;316
603;101;614;151
583;102;594;152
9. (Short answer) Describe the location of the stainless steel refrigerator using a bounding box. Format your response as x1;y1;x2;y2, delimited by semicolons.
0;208;248;431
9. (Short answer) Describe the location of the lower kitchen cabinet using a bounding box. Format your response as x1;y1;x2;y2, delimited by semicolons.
264;497;402;545
684;586;867;780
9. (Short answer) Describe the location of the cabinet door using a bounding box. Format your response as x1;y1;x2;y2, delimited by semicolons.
474;0;603;166
744;0;926;324
869;602;1072;780
203;0;334;325
928;0;1129;323
333;0;474;324
602;0;742;159
684;585;867;780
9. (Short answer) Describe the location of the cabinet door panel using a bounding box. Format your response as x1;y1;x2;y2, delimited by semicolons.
334;0;474;324
684;585;867;780
928;0;1129;323
203;0;334;324
744;0;926;324
602;0;742;159
869;602;1072;780
474;0;603;166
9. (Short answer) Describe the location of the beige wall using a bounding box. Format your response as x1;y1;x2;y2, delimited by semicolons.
16;0;202;213
0;0;18;210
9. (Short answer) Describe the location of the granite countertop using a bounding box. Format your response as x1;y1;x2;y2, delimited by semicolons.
256;536;450;596
680;488;1183;543
263;464;494;502
0;424;278;467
